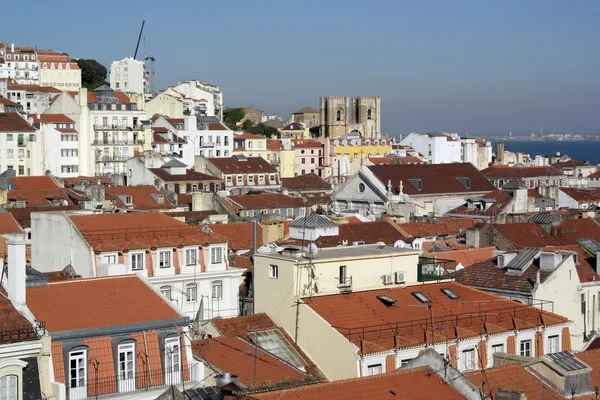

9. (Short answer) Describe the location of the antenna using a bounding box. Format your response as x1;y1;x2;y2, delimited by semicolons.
133;20;145;59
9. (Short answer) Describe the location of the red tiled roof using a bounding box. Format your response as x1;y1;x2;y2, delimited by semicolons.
435;217;479;232
192;337;308;388
26;275;183;332
0;286;36;344
446;190;513;217
266;139;283;151
492;222;563;248
281;174;331;192
303;282;568;353
481;165;563;178
0;97;20;106
368;163;495;196
7;206;80;229
226;193;305;210
207;157;277;174
209;221;263;251
62;175;113;187
7;84;61;93
7;189;73;207
283;122;304;130
557;218;600;245
552;159;589;169
560;188;600;203
293;106;319;114
29;114;74;124
589;170;600;178
149;167;221;183
292;139;322;148
313;220;411;247
427;247;496;268
9;175;61;190
152;131;185;144
105;185;175;210
254;367;466;400
0;112;36;132
235;131;265;139
113;91;131;103
0;212;22;234
397;222;460;238
207;122;229;131
87;92;98;103
543;245;600;283
70;212;226;251
368;157;391;165
528;189;544;199
395;156;427;165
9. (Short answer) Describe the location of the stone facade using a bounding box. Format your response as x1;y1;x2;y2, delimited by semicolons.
319;96;381;139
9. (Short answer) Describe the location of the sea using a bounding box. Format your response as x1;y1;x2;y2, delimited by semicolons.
491;140;600;166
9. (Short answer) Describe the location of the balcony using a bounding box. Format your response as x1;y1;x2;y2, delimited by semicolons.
96;155;130;163
93;140;144;146
200;142;215;148
93;125;145;131
337;276;353;293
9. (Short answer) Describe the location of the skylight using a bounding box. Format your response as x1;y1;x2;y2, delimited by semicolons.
248;329;306;369
377;295;397;307
408;178;422;191
411;291;431;303
456;177;471;189
441;288;460;300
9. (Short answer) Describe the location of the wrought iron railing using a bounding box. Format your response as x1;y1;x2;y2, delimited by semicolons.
0;323;42;344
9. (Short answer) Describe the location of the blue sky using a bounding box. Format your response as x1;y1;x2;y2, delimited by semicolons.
4;0;600;135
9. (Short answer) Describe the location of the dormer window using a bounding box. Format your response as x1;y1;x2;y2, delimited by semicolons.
14;55;19;61
456;177;471;189
66;63;70;69
408;179;422;191
497;255;504;267
43;63;47;68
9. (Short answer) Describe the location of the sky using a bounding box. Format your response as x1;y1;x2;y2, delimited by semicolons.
4;0;600;135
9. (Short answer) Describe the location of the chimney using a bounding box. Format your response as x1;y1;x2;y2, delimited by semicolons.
535;270;540;285
8;240;26;307
497;142;505;164
11;43;14;53
539;251;562;271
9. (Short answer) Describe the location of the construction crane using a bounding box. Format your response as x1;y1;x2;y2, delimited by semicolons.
133;20;145;60
145;56;156;95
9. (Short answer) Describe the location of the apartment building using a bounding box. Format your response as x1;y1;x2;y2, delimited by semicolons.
5;83;60;114
29;114;80;177
0;112;37;176
37;50;81;90
31;211;244;320
109;57;148;94
0;44;39;84
481;165;566;189
161;80;223;119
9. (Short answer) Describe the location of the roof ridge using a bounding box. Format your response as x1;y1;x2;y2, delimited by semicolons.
46;275;136;285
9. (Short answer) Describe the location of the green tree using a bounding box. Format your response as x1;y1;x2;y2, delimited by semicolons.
247;122;281;138
223;108;246;130
76;59;108;90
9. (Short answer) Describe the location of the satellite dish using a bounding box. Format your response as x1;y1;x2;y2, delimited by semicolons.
381;139;387;145
342;139;348;146
376;241;386;246
402;194;410;202
374;139;380;145
307;242;319;258
333;139;340;146
351;139;358;146
556;152;561;157
365;139;371;145
257;245;272;253
394;240;406;248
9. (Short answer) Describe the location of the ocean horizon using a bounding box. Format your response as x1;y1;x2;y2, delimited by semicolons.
491;140;600;166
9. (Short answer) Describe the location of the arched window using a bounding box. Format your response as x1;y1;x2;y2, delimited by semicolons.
336;110;341;121
368;109;372;120
160;285;171;300
186;283;197;302
212;281;223;299
0;375;18;400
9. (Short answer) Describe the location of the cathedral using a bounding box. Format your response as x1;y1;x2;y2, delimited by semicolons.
319;96;381;139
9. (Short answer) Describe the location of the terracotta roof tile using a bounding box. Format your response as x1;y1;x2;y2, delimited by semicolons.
235;131;265;140
492;223;563;248
368;163;495;195
208;157;277;174
292;139;322;148
0;212;22;234
209;221;263;251
207;122;229;131
253;366;466;400
26;275;183;332
9;176;61;190
446;190;513;217
113;91;131;103
435;217;479;232
552;159;589;169
212;313;279;341
482;165;563;178
7;189;73;207
70;212;225;251
0;112;36;132
281;174;331;192
0;287;36;345
368;156;391;165
51;342;65;383
192;337;309;388
293;107;319;114
557;218;600;245
226;193;304;211
29;114;74;124
7;206;80;229
0;97;20;106
313;220;411;247
427;247;496;268
7;84;61;93
62;175;113;187
303;282;568;352
105;185;174;210
397;222;460;238
528;189;544;199
560;188;600;203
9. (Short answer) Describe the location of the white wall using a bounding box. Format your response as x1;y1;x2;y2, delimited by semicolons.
110;57;146;94
558;189;579;209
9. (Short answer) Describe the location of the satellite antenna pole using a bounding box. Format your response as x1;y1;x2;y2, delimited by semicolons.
133;20;145;59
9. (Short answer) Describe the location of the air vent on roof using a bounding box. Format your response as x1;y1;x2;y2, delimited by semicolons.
456;177;470;189
441;288;459;299
377;295;397;307
411;291;431;303
408;179;422;191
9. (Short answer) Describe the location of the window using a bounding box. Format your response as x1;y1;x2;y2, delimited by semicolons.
547;335;559;354
186;283;197;302
69;349;87;398
411;291;431;303
211;247;222;264
492;343;504;354
248;174;255;184
159;251;171;268
339;265;347;285
236;174;243;185
18;166;24;176
185;249;197;266
520;340;532;357
367;109;372;120
226;175;232;184
102;254;116;264
462;349;475;371
7;149;13;159
366;364;382;376
336;109;341;121
269;264;279;279
0;375;17;400
212;280;223;299
400;359;414;367
441;288;460;300
269;174;276;182
164;337;181;385
160;286;172;300
131;253;143;270
117;343;135;392
301;158;306;164
358;183;365;193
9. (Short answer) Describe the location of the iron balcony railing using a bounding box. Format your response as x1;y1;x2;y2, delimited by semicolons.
0;323;43;345
417;256;458;282
93;140;145;145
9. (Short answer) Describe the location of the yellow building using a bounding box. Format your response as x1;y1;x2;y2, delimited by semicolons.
37;52;81;90
332;139;392;161
232;133;295;177
281;122;310;139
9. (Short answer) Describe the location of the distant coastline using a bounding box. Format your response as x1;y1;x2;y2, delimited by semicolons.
489;140;600;165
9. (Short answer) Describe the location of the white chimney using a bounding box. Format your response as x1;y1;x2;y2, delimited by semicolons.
11;43;14;53
8;240;26;307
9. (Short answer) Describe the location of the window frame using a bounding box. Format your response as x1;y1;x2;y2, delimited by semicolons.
117;342;136;392
185;248;197;266
366;363;382;376
269;264;279;279
186;283;197;302
212;280;223;299
211;247;222;264
547;335;559;354
462;348;475;371
159;250;171;268
68;348;88;394
160;285;172;300
519;339;532;357
131;252;144;271
0;375;18;400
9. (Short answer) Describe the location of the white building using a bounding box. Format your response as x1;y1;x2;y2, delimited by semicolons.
162;80;223;120
29;114;80;177
0;112;38;176
30;211;245;320
4;83;59;114
109;57;148;94
400;132;462;164
0;44;39;84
